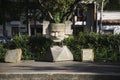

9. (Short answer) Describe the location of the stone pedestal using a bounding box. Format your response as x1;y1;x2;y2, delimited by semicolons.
82;49;94;62
43;46;73;62
5;49;22;63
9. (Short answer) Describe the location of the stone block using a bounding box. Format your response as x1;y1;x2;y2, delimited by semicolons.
82;49;94;62
43;46;73;62
5;49;22;63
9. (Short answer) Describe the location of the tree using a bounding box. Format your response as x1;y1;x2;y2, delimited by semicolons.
94;0;109;10
25;0;41;36
0;0;25;36
38;0;82;23
104;0;120;10
0;0;41;36
0;0;11;36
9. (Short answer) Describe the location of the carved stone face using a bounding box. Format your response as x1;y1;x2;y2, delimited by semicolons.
49;23;65;42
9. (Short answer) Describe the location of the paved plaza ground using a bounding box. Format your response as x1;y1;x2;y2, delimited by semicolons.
0;61;120;74
0;61;120;80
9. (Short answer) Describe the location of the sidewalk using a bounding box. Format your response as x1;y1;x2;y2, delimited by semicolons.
0;61;120;80
0;61;120;73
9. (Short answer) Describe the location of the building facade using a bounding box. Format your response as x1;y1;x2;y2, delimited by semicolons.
98;11;120;34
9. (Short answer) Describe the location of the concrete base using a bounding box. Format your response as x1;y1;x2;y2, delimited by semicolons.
43;46;73;62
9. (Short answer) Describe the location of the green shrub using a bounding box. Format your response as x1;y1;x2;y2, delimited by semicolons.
64;36;82;61
3;35;52;61
64;32;120;62
0;43;8;62
29;36;52;61
0;32;120;62
5;35;32;60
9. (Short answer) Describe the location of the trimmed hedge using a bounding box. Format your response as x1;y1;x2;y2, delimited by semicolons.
0;43;8;62
28;36;52;61
64;32;120;62
2;35;52;61
0;32;120;62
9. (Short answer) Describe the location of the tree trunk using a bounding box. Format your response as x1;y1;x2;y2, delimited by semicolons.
34;9;37;36
2;0;6;36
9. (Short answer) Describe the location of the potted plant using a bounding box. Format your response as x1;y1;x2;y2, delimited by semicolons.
38;0;82;41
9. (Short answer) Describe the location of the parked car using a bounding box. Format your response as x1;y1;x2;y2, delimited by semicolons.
0;36;8;43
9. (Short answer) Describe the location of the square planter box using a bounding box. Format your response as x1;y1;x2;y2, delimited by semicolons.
82;49;94;62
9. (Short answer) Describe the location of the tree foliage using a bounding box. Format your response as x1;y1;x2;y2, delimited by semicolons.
104;0;120;10
38;0;82;23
